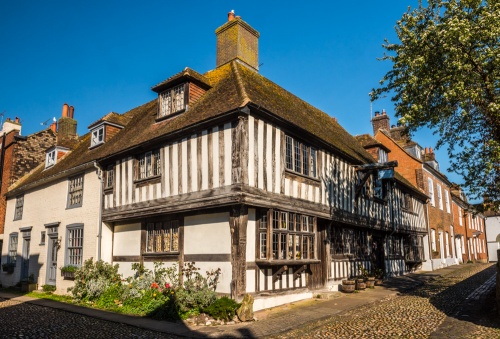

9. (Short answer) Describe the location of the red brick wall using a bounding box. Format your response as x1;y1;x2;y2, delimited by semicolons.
0;131;20;234
189;82;207;106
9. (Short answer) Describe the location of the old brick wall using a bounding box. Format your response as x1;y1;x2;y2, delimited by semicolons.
0;131;20;234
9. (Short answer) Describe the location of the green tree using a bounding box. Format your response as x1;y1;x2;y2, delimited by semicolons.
372;0;500;205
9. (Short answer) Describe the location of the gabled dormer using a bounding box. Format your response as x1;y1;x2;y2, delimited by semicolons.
45;145;69;169
88;112;129;149
151;67;211;121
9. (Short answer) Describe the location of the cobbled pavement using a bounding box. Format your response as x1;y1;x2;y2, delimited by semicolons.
270;263;500;339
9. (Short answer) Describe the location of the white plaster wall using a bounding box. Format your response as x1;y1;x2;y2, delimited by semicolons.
184;212;231;293
0;169;100;294
101;223;113;263
113;223;141;256
253;291;313;312
486;216;500;262
246;208;256;293
184;213;230;254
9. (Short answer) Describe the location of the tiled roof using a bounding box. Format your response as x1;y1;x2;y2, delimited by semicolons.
88;112;132;129
152;67;211;93
8;101;151;194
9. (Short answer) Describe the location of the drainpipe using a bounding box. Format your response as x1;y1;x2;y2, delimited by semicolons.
93;162;103;261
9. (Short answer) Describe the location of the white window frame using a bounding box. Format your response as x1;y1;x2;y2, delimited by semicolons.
431;229;436;251
104;165;114;189
445;231;450;257
378;148;388;163
444;189;450;213
45;149;56;168
437;184;443;210
458;206;463;226
428;178;435;207
66;224;84;267
90;126;105;147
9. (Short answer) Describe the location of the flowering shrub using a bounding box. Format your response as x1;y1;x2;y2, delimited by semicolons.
68;258;120;300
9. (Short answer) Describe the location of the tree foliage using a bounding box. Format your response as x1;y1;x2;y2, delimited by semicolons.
372;0;500;205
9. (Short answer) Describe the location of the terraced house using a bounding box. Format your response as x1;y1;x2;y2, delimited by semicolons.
1;12;428;310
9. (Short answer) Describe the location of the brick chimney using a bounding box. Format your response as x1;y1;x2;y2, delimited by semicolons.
215;10;260;71
57;103;78;144
423;147;436;162
371;109;390;134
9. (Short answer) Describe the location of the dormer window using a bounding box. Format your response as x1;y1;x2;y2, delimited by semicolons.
46;149;56;168
91;126;105;147
158;84;186;119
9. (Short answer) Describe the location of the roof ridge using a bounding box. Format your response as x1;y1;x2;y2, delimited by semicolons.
231;62;251;107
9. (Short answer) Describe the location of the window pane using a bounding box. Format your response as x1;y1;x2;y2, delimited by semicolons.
272;233;279;259
280;212;287;229
295;235;301;259
302;236;308;259
302;144;308;175
280;234;286;259
273;210;279;229
310;148;317;177
294;140;301;173
288;213;295;231
260;233;267;259
285;136;293;170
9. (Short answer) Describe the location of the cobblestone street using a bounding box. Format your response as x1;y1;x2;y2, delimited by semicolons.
271;263;500;339
0;298;181;339
0;263;498;338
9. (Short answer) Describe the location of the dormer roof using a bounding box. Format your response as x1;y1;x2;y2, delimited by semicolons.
151;67;211;94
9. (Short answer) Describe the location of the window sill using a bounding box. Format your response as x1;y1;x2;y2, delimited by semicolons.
143;252;180;257
255;259;320;266
134;175;161;187
66;204;82;210
104;187;113;194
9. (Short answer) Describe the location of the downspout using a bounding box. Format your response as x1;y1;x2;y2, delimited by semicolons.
94;162;103;261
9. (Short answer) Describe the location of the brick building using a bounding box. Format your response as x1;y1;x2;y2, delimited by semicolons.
368;110;462;270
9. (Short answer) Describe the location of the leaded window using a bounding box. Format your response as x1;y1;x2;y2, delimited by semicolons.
137;150;161;180
68;175;84;208
329;227;369;258
104;166;114;189
158;84;186;118
258;209;315;261
146;220;179;253
285;135;317;178
66;225;83;266
14;195;24;220
8;233;18;264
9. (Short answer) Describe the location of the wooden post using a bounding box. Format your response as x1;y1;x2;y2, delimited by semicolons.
232;114;249;185
230;205;248;300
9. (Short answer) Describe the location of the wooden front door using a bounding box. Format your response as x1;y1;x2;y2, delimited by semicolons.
46;236;58;285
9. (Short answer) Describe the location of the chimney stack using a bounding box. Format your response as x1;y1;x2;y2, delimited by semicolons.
50;121;57;133
215;10;260;71
57;103;78;145
371;109;390;134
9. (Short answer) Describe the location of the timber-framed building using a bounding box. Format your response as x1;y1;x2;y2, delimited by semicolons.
1;12;428;310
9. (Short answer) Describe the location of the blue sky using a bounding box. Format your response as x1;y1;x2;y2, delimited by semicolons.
1;1;461;184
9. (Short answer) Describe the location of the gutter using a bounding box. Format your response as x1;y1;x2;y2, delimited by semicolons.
93;161;104;261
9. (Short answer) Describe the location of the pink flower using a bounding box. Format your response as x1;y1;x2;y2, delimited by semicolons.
165;283;170;289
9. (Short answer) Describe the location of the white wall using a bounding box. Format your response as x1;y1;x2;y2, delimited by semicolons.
0;169;100;294
184;212;231;293
486;216;500;262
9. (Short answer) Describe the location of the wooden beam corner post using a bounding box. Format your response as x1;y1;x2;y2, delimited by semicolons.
230;204;248;300
232;114;249;185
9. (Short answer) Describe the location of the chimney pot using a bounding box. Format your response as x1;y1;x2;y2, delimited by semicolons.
375;111;380;116
62;103;69;118
430;147;433;154
425;147;429;154
228;10;235;21
382;109;387;115
69;106;75;119
50;121;57;133
15;117;19;123
391;125;396;128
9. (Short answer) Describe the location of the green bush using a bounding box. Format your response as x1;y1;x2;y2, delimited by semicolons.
203;297;240;321
42;284;56;293
68;258;121;301
60;265;78;273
